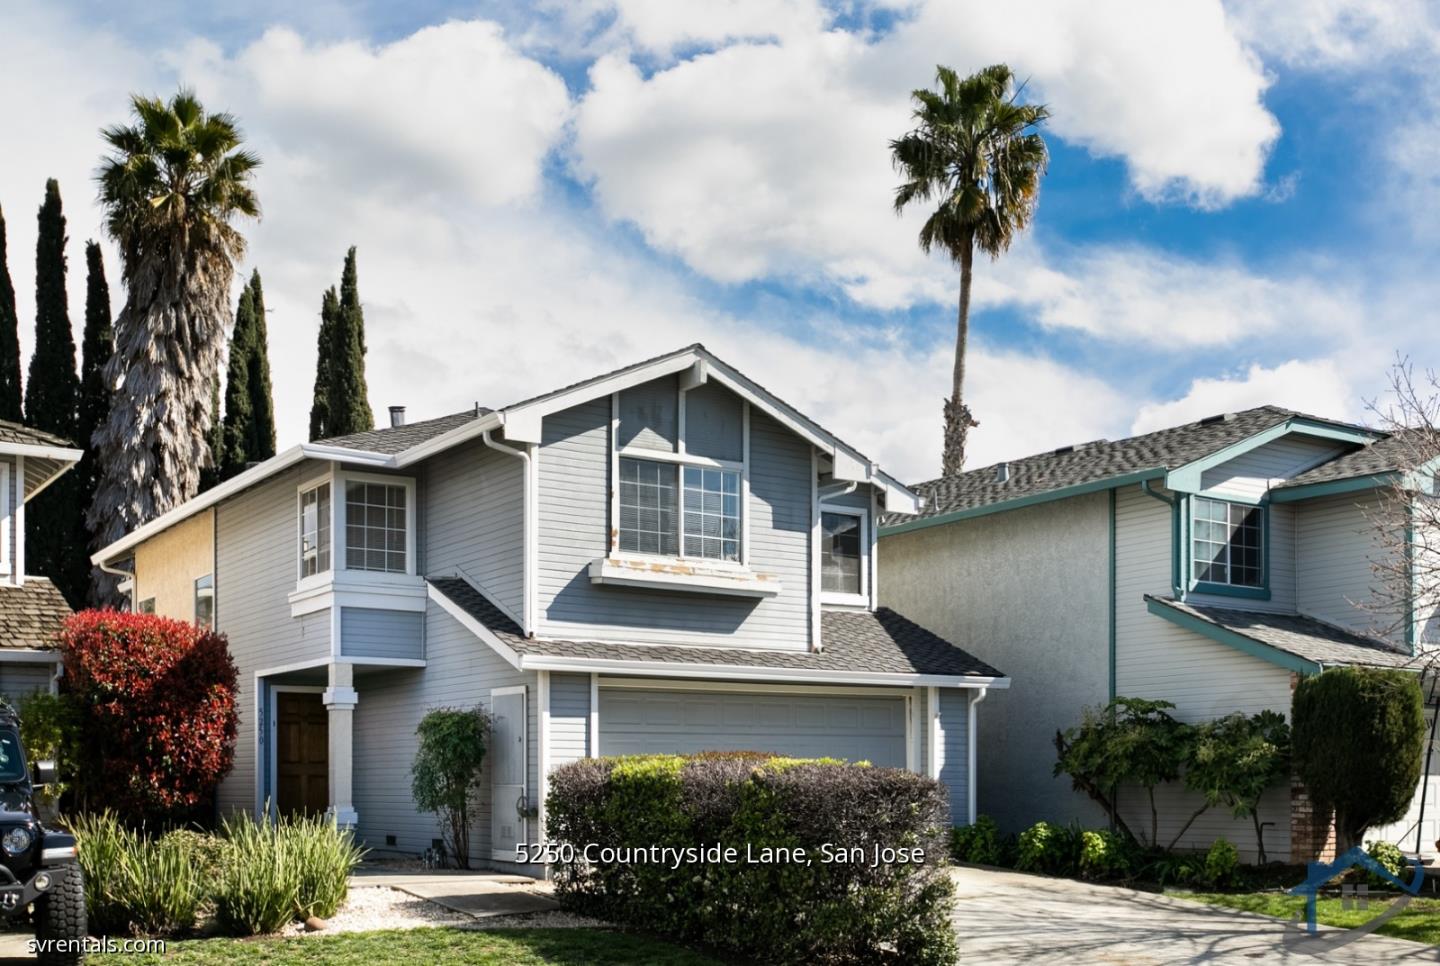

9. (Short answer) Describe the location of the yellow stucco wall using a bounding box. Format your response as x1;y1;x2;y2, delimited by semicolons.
133;509;214;621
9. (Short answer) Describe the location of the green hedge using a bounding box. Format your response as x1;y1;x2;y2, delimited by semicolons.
547;754;957;965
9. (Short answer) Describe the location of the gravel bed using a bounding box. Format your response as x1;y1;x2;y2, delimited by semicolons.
281;887;606;936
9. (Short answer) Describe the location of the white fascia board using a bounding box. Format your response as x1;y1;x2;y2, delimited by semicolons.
517;652;1009;689
0;648;60;663
0;442;83;463
301;443;395;467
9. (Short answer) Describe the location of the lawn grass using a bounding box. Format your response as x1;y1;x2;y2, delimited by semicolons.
1174;890;1440;946
88;926;723;965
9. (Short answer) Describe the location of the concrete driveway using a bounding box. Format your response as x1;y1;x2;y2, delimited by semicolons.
952;865;1440;964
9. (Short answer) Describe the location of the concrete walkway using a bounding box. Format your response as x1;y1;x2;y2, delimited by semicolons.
351;867;558;919
952;865;1440;964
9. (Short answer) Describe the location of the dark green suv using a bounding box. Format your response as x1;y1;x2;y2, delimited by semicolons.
0;705;84;964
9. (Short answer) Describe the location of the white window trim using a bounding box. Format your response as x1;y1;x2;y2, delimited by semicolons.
819;504;869;608
608;389;750;568
296;472;336;586
195;573;215;628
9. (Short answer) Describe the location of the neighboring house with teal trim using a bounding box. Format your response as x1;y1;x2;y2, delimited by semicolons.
880;406;1429;863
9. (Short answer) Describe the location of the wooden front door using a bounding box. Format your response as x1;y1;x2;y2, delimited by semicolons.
276;691;328;817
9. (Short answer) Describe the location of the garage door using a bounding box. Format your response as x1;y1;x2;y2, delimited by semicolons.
598;688;908;767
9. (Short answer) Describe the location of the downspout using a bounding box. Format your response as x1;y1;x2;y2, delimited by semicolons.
98;559;137;611
482;430;534;637
968;687;988;826
1141;480;1182;598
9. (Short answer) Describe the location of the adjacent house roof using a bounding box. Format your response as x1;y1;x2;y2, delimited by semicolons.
426;576;1005;686
1274;431;1417;491
882;406;1388;532
0;421;73;449
1144;595;1413;674
96;344;918;565
0;577;71;651
0;420;83;503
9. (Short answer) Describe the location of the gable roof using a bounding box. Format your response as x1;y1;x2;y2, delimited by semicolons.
1145;595;1413;674
1274;431;1417;491
426;576;1005;686
883;406;1386;534
95;345;916;565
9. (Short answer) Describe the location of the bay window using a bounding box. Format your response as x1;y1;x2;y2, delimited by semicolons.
299;482;331;578
345;481;409;573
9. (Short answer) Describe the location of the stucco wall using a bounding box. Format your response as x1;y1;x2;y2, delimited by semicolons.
879;492;1110;832
134;509;215;621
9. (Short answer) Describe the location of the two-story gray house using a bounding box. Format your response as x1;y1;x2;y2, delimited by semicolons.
880;406;1430;864
93;345;1006;868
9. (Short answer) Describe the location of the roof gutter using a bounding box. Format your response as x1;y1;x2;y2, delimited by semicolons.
513;653;1011;689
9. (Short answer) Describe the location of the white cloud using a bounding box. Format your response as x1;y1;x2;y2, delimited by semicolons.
173;21;572;207
609;0;830;53
1130;359;1358;434
1226;0;1438;67
574;0;1280;307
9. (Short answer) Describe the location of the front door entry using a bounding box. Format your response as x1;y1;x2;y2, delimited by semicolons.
276;691;328;817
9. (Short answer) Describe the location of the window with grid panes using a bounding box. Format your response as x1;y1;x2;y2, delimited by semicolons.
1191;497;1263;588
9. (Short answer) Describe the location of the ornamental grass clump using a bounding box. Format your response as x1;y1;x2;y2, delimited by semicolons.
70;812;203;936
547;753;956;965
288;811;366;920
214;811;365;934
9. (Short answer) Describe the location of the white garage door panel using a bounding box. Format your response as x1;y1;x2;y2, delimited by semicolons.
599;689;907;767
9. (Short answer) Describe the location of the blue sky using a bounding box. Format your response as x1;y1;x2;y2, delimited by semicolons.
2;0;1437;482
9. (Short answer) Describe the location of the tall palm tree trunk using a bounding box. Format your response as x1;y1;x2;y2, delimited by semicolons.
942;233;978;476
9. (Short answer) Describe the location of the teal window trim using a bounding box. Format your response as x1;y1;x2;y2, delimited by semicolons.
1145;597;1321;675
1184;495;1271;600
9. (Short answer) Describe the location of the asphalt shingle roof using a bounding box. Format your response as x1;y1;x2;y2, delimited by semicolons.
887;406;1384;525
315;409;489;455
0;420;73;449
1146;595;1412;669
1276;432;1417;489
0;577;70;650
427;576;1002;678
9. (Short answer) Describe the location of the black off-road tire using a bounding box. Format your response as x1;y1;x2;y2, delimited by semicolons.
34;864;86;965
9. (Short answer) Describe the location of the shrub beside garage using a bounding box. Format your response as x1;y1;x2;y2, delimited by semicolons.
546;754;958;965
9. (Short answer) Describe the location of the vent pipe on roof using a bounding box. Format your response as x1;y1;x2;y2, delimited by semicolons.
389;405;406;428
995;462;1010;483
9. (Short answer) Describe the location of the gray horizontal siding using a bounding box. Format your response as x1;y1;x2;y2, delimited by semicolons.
422;438;524;620
352;603;538;869
340;607;423;660
0;662;53;700
549;672;591;768
537;401;811;649
684;381;742;462
215;464;335;817
936;689;971;825
1200;435;1345;501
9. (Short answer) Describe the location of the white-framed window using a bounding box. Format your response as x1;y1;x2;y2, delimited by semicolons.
820;508;868;602
345;480;409;573
0;461;10;576
1191;497;1263;588
617;457;742;562
195;574;214;629
298;482;331;579
138;597;156;614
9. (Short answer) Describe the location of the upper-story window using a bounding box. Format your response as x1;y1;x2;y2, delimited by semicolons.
299;482;331;578
617;457;740;561
821;511;864;595
1191;497;1263;588
345;481;409;573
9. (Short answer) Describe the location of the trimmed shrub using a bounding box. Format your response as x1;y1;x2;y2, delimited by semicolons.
58;611;239;824
1016;821;1083;875
1201;839;1239;888
547;754;956;965
411;706;488;869
950;814;1009;866
1293;667;1425;853
1366;840;1405;887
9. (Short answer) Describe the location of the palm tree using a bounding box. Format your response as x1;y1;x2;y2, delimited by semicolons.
891;64;1049;476
88;90;259;599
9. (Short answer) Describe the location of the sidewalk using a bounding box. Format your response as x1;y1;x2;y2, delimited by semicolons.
350;866;558;919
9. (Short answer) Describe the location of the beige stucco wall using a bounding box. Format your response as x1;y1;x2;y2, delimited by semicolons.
879;492;1111;833
133;509;215;621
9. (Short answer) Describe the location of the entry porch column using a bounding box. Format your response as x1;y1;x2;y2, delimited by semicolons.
323;662;359;829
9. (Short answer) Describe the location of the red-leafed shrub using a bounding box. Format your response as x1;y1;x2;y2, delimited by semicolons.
58;610;239;824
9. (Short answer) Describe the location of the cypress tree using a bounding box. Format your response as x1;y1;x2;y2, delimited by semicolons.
245;270;276;462
220;279;256;479
328;247;373;436
200;377;223;493
308;286;338;441
0;207;20;422
76;242;114;596
25;180;83;603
